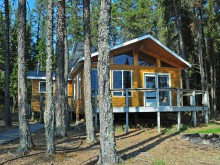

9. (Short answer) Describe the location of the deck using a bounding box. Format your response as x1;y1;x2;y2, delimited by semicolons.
93;88;209;133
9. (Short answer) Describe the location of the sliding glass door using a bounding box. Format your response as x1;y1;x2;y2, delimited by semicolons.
145;74;170;106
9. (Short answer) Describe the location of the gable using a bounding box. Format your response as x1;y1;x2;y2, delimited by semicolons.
69;35;191;77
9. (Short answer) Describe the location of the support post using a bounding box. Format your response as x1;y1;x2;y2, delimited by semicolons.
125;89;129;134
205;110;208;124
75;114;80;125
193;111;197;127
94;90;98;130
157;112;160;133
178;111;181;131
156;87;160;133
177;89;181;130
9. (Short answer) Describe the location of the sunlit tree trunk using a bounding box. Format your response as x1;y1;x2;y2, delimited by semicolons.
97;0;120;164
55;0;67;137
83;0;96;144
17;0;34;153
4;0;12;126
44;0;55;155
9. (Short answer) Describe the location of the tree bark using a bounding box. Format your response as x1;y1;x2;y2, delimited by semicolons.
4;0;12;126
97;0;120;164
64;5;69;129
44;0;55;155
55;0;67;137
172;0;190;89
83;0;96;144
17;0;34;153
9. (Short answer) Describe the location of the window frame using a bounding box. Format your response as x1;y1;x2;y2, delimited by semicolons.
39;81;46;93
111;70;133;97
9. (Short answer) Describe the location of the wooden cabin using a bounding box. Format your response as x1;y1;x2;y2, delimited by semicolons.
69;34;208;132
27;71;73;116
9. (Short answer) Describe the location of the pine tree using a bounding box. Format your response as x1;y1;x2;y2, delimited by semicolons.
55;0;67;137
17;0;34;153
4;0;12;126
44;0;55;155
83;0;96;144
97;0;120;164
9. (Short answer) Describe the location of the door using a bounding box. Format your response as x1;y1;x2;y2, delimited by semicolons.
145;74;170;106
158;75;170;106
145;74;156;106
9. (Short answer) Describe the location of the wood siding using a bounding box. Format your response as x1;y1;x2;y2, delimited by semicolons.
31;80;73;112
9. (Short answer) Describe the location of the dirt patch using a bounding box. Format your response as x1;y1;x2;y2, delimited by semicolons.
0;122;220;165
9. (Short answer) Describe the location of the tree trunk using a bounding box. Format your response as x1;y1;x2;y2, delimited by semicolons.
64;5;69;129
44;0;55;155
55;0;67;137
4;0;12;126
172;0;190;89
83;0;96;144
17;0;34;153
195;6;206;95
97;0;120;164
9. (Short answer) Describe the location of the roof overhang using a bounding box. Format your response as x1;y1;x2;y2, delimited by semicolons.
69;34;191;76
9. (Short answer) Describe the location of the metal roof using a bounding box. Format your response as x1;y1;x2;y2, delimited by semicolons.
27;70;56;80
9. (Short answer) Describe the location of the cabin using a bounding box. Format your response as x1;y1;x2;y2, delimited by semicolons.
27;71;73;118
68;34;209;133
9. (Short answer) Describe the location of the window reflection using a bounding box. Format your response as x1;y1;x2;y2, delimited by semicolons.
138;52;156;66
113;50;133;65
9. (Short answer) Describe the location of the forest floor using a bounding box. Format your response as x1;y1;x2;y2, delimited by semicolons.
0;114;220;165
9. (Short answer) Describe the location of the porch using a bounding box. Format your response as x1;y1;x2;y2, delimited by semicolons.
93;88;209;133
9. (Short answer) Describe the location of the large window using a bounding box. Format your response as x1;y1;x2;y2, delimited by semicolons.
91;69;98;95
39;81;46;93
112;70;132;96
113;50;133;65
138;52;156;66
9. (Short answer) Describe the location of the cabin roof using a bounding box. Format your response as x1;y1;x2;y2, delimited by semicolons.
69;34;191;77
27;70;56;80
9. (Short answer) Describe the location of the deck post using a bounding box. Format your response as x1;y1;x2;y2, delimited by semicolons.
125;89;129;134
193;111;197;127
178;111;181;131
157;112;160;133
177;89;181;130
94;90;98;130
205;110;208;124
156;87;160;133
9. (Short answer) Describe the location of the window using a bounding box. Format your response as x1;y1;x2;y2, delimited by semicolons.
78;73;82;98
138;52;156;66
112;70;132;96
113;50;133;65
39;81;46;93
161;61;175;67
91;69;98;95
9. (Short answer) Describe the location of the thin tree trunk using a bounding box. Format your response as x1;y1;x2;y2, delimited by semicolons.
97;0;120;164
195;6;206;94
55;0;67;137
83;0;96;144
4;0;12;126
17;0;34;153
172;0;190;89
64;6;69;129
44;0;55;155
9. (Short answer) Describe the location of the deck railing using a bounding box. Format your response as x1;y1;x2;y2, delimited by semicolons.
92;88;209;133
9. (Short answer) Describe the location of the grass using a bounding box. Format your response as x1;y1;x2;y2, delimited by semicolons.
160;122;220;135
151;160;165;165
185;122;220;134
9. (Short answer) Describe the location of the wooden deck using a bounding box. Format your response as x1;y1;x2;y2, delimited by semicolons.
93;88;209;133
